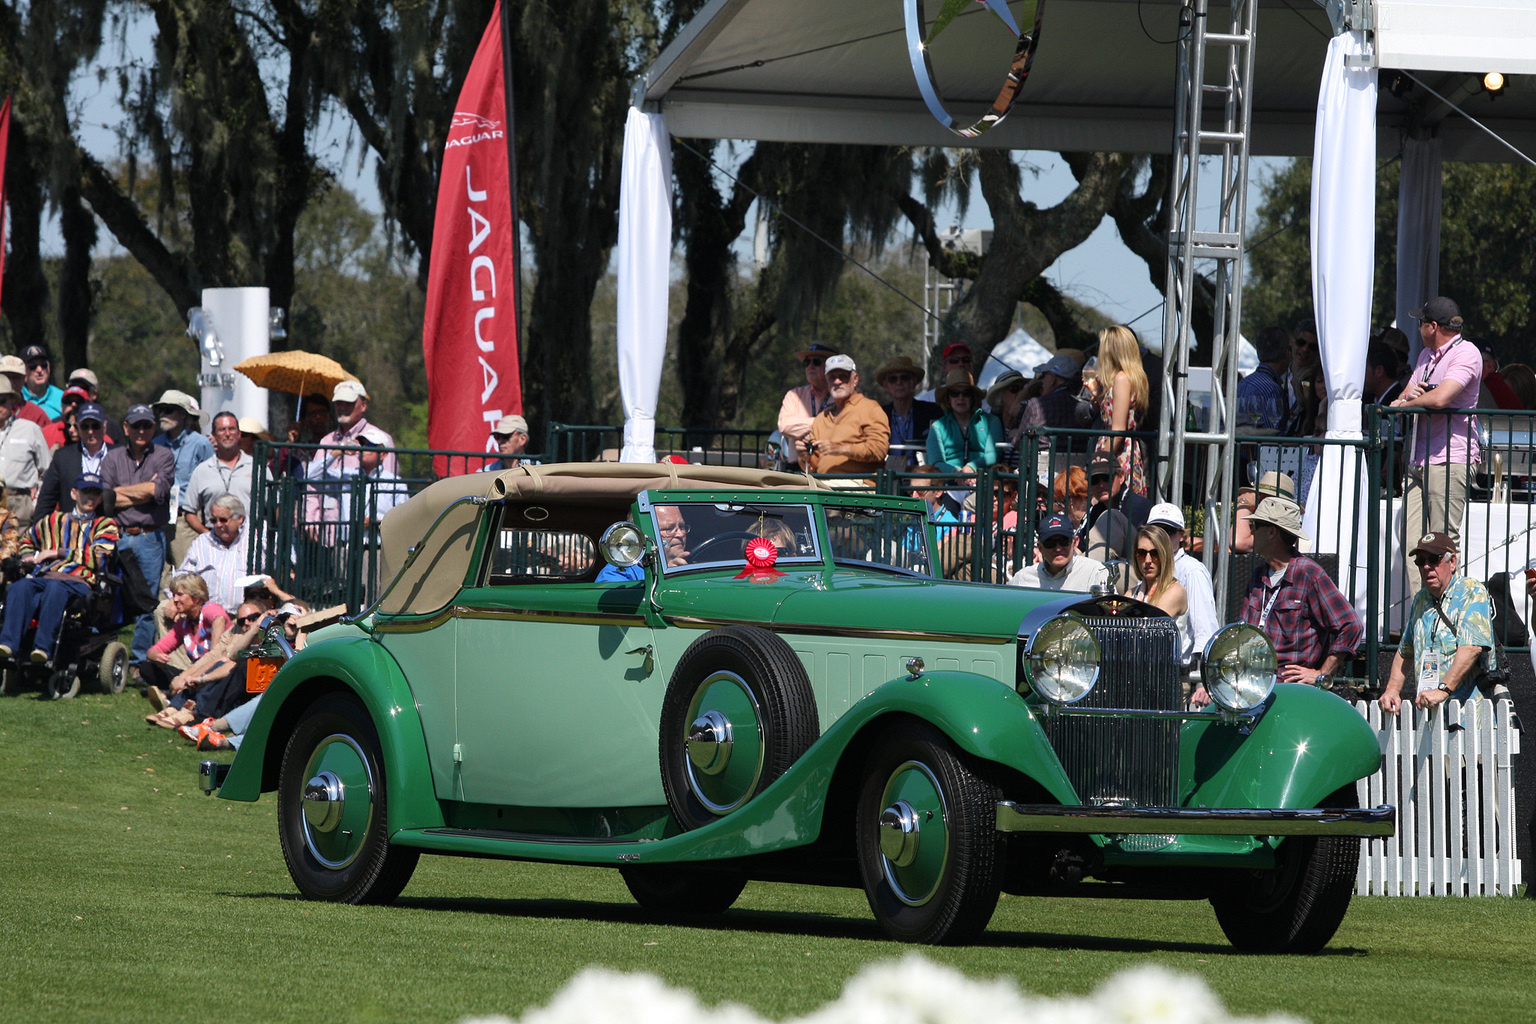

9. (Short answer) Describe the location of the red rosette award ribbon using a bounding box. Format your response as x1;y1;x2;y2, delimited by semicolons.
735;538;784;582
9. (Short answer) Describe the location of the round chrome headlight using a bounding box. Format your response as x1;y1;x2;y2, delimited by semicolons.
599;522;648;569
1202;624;1277;711
1023;615;1100;705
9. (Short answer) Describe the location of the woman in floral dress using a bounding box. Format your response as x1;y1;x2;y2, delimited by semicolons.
1090;325;1150;497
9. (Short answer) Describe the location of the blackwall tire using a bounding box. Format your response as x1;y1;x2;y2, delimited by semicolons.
620;864;747;915
659;626;819;831
854;720;1004;945
1209;785;1361;953
276;692;420;904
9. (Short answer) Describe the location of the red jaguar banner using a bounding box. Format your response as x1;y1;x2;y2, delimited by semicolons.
422;4;522;476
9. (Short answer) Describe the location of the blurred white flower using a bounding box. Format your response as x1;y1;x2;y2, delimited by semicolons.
460;955;1306;1024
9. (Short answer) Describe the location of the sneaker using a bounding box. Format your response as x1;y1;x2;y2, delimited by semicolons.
146;686;169;712
28;650;49;665
0;645;11;660
179;718;231;750
178;720;214;746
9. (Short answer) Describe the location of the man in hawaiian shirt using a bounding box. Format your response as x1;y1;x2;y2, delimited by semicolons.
1378;532;1496;714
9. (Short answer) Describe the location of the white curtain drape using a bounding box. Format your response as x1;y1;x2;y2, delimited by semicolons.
1304;30;1376;611
617;108;673;463
1395;136;1443;360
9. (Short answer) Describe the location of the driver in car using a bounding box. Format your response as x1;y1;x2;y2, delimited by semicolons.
656;505;691;567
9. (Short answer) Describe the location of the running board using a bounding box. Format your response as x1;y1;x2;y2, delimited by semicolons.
996;802;1396;837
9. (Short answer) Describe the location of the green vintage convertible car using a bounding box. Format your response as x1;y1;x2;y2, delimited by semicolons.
205;463;1392;951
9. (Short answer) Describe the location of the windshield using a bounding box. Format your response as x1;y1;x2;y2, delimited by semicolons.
824;506;933;576
652;503;819;572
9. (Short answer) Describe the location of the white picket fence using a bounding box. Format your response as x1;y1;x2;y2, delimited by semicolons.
1354;699;1523;896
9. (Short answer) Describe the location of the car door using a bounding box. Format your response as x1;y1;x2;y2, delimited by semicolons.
450;514;664;809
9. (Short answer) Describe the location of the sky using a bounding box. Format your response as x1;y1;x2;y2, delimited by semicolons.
52;9;1288;362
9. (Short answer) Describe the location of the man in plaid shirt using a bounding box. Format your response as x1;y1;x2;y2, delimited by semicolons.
1237;496;1362;685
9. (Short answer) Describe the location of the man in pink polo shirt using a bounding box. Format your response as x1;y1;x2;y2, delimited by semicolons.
1390;295;1482;543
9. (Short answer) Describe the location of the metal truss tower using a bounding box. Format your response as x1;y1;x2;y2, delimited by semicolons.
1157;0;1259;610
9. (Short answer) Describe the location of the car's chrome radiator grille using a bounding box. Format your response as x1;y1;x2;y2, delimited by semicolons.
1039;616;1182;811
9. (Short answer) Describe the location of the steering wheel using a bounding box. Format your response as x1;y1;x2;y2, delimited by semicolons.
688;531;762;565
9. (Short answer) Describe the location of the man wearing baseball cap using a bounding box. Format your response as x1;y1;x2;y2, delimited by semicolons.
1018;352;1084;446
1391;295;1481;543
102;403;177;671
0;354;51;429
485;413;533;471
1146;502;1218;667
0;378;51;531
304;380;399;543
35;401;118;519
1379;533;1500;716
1007;512;1111;592
1236;496;1361;691
0;471;118;667
799;355;890;478
777;343;837;467
18;345;64;420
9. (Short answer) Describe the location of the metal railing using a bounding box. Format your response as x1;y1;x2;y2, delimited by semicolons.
246;405;1536;672
249;441;545;611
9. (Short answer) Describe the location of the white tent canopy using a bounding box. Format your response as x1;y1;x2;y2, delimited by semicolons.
636;0;1536;161
617;0;1532;463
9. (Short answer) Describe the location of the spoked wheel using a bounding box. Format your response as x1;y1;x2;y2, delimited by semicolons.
98;642;129;695
1209;785;1361;953
659;626;819;831
277;693;419;904
620;863;747;915
855;721;1004;945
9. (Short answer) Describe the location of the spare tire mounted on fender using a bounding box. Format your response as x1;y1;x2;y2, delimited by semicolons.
659;625;819;830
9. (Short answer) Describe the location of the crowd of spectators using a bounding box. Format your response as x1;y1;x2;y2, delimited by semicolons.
0;347;390;746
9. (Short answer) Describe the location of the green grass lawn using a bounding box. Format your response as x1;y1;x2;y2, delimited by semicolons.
2;688;1532;1024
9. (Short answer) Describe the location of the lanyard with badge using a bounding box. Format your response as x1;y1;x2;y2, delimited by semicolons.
1257;564;1287;629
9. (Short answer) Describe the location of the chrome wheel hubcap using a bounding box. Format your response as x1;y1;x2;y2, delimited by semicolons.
303;771;345;832
686;710;734;774
879;800;921;866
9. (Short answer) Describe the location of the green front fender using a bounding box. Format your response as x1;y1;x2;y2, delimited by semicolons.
1184;683;1383;809
214;635;446;833
832;670;1081;805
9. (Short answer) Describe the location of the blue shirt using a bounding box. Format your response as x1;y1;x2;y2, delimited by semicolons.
1235;365;1289;429
154;428;215;510
595;563;645;583
23;382;64;420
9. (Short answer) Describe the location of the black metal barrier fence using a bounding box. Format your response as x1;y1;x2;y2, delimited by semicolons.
248;406;1536;680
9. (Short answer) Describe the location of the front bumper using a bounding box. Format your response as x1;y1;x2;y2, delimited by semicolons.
996;801;1396;837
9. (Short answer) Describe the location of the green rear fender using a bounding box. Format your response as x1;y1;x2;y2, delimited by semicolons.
1184;683;1383;809
215;636;445;833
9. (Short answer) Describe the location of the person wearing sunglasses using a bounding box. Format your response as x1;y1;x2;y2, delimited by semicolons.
875;356;939;470
170;492;249;614
799;355;890;478
777;342;837;467
1378;533;1500;716
1235;496;1362;692
33;401;118;520
1007;512;1110;592
1389;295;1483;545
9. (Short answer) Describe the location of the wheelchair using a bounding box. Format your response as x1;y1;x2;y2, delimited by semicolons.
0;556;132;701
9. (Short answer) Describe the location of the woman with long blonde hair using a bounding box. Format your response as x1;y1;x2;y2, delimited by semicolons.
1128;525;1191;659
1090;325;1150;496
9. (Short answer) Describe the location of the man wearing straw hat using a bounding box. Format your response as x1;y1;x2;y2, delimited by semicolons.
777;342;837;468
1236;496;1362;689
876;355;939;469
153;389;213;568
